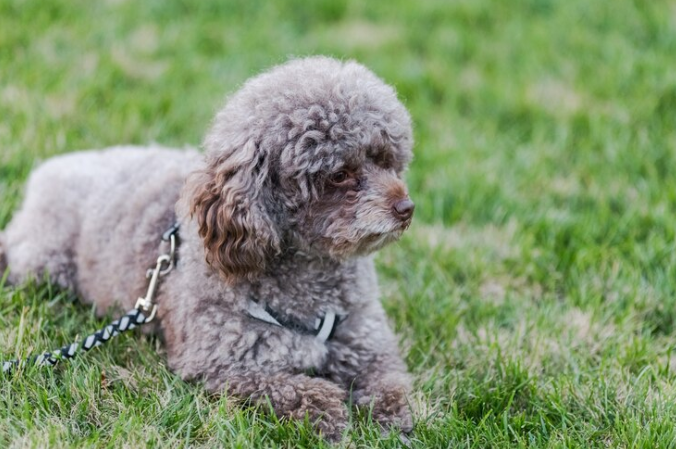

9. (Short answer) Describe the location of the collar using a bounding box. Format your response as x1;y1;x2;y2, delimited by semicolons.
246;299;344;343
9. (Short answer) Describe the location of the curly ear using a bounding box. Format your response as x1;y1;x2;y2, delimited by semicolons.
189;139;280;283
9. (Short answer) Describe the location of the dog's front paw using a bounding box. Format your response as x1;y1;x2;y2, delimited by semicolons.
314;409;349;442
284;378;350;441
356;378;413;434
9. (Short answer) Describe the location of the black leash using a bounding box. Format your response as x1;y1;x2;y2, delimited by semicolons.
1;224;179;375
2;308;151;374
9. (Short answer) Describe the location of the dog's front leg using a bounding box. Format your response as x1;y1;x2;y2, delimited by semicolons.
164;314;351;441
349;354;413;434
325;309;414;434
208;371;350;441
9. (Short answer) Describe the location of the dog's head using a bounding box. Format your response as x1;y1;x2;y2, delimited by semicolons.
188;56;414;282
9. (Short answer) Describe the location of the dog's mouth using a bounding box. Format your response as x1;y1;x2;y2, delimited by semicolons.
357;228;405;253
318;220;411;258
399;218;413;231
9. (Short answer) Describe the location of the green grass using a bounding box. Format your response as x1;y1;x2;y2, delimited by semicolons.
2;0;676;447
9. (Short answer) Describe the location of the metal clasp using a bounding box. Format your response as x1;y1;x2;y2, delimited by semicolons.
135;231;177;323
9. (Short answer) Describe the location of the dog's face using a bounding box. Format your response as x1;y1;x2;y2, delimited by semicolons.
293;146;414;259
188;57;414;282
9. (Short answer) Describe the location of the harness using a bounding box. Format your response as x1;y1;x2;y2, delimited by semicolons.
246;300;342;342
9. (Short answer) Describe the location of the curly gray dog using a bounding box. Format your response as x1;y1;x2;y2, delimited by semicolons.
0;56;415;440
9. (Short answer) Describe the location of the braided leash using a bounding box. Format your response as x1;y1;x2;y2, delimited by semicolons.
1;223;179;375
2;308;150;374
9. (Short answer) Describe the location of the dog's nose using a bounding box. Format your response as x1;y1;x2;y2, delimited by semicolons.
393;198;415;221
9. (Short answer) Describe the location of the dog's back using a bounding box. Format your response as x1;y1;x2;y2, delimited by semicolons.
1;146;200;312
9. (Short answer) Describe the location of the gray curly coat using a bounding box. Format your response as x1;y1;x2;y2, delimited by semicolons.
0;56;416;440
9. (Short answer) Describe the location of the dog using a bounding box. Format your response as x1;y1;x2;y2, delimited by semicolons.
0;56;415;440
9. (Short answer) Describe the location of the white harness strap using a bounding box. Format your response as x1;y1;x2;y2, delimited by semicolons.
246;300;340;343
246;300;282;327
314;312;337;342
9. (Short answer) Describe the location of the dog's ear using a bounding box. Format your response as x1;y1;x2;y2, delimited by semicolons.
188;138;280;283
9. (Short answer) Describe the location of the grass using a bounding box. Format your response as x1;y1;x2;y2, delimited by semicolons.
2;0;676;447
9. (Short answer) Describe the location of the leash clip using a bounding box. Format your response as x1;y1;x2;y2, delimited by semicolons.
135;231;177;323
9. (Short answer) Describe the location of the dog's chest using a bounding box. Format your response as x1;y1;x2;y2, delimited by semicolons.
252;257;366;325
239;256;378;372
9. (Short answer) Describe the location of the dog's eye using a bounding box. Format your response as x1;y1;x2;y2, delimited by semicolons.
330;171;349;184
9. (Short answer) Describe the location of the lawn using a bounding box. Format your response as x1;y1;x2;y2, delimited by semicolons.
2;0;676;447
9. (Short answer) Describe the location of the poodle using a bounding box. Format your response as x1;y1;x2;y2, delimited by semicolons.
0;56;416;440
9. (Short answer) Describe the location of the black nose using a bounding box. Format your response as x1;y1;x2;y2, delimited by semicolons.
393;198;415;221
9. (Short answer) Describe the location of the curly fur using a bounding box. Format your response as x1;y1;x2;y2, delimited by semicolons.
0;56;416;440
